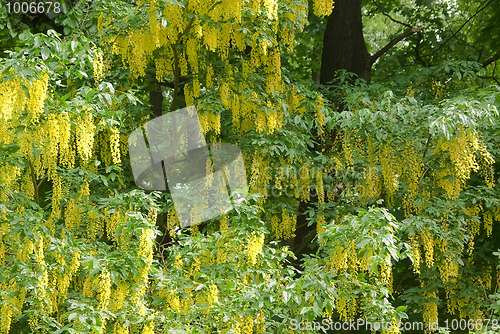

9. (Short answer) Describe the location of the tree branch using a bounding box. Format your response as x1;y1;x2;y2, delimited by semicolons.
156;81;176;89
291;232;316;258
478;75;500;85
370;27;424;65
483;50;500;68
157;78;191;89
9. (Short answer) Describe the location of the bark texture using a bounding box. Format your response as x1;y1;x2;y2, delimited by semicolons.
320;0;371;84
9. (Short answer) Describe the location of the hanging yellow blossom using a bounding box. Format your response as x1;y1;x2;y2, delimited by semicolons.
76;112;96;164
98;268;112;309
247;233;264;265
93;51;105;84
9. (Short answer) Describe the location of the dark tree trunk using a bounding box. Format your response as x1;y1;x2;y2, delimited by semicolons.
320;0;371;84
148;72;171;250
150;74;164;118
292;0;372;272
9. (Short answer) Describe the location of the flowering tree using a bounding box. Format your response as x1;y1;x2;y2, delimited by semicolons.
1;0;500;333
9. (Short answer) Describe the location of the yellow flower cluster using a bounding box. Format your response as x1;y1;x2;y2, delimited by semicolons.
76;112;96;164
422;292;438;329
298;163;310;201
382;318;400;334
438;255;458;284
380;260;393;290
64;199;80;232
264;51;282;93
0;302;13;334
403;142;423;199
316;169;324;203
140;321;154;334
482;266;493;290
263;0;278;20
93;51;105;84
44;113;59;180
247;233;265;265
138;228;154;284
476;139;495;188
312;0;334;17
0;224;9;266
166;209;179;239
465;204;481;238
86;209;103;239
484;210;493;237
58;112;74;168
105;210;122;241
315;94;326;127
266;103;284;134
82;276;95;298
26;73;49;124
411;235;423;274
219;215;229;231
363;166;382;200
208;284;218;307
336;295;357;321
0;76;23;141
316;215;326;234
249;154;268;197
110;281;129;312
113;322;129;334
272;209;297;240
110;127;121;164
380;145;399;204
98;269;112;309
174;253;183;268
421;228;434;268
0;165;20;202
433;130;493;199
58;249;81;301
329;240;359;273
0;282;25;334
236;314;254;334
199;112;221;135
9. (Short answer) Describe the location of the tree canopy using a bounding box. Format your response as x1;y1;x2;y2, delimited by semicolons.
1;0;500;333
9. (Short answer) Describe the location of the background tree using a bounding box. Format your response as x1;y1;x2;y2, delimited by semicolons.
0;0;500;333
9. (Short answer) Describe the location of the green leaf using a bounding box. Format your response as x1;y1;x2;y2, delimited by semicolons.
68;313;78;322
41;47;50;60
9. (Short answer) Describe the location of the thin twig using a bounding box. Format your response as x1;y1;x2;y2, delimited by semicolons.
427;0;495;58
421;133;432;161
370;27;424;65
478;75;500;85
380;11;412;28
483;50;500;68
